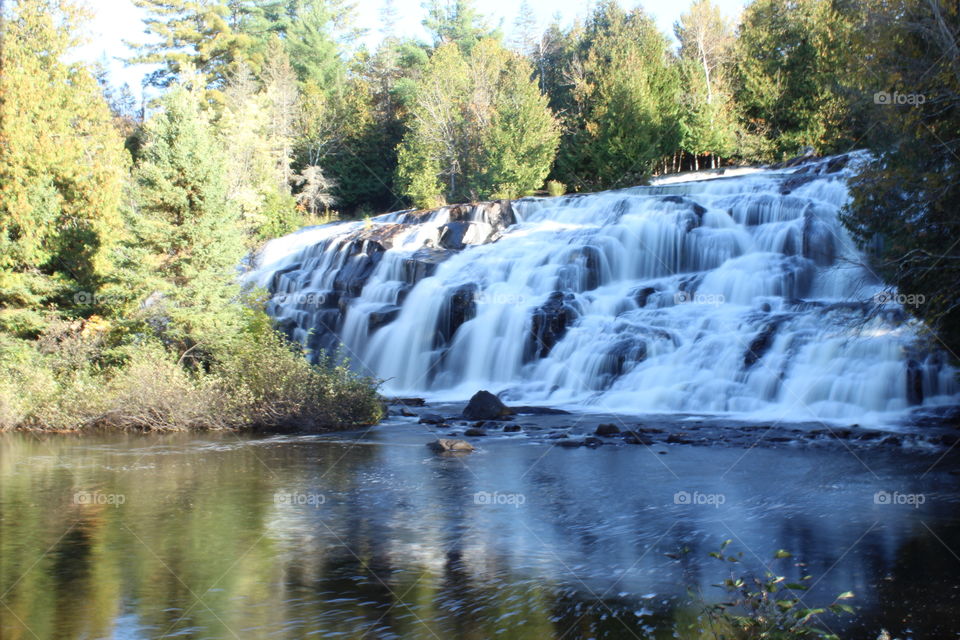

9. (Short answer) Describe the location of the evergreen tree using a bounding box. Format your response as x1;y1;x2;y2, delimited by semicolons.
286;1;349;88
131;70;245;342
733;0;856;159
127;0;258;104
423;0;498;52
553;1;681;189
0;0;129;335
844;0;960;356
510;0;539;56
396;39;559;207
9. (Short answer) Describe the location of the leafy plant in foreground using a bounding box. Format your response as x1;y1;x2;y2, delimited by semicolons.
692;541;855;639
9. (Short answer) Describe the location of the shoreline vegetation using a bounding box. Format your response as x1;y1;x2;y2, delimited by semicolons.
2;0;958;432
0;319;384;433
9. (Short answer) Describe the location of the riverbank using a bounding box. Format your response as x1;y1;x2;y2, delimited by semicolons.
0;325;383;433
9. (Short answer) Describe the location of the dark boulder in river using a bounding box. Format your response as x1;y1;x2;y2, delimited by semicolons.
463;390;514;420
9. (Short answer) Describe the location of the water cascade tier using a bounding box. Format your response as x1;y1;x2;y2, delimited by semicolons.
247;154;958;424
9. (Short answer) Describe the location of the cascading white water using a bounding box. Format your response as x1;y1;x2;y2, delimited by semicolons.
246;154;958;424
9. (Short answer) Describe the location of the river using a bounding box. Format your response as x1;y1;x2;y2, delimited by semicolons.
2;420;959;639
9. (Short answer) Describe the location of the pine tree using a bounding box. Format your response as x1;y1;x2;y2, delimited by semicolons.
733;0;856;159
510;0;539;56
423;0;498;52
127;0;258;104
0;0;129;334
131;70;245;341
553;1;681;189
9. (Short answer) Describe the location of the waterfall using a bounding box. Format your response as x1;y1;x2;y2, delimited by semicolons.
246;153;958;424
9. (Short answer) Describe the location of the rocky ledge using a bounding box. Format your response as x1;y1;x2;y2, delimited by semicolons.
385;392;960;453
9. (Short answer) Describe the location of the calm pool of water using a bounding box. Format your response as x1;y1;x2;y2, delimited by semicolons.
2;423;959;639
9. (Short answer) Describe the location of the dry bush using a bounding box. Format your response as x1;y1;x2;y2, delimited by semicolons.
96;348;225;431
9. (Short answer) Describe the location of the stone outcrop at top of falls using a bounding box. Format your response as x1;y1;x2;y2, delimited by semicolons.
246;153;959;425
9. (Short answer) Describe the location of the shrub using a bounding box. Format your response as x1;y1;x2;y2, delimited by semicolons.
212;330;384;432
546;180;567;197
0;315;384;432
98;345;222;431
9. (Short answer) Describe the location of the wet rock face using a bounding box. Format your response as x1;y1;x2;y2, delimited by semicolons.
744;318;784;368
598;337;647;382
435;284;478;348
907;359;924;405
402;248;454;285
802;211;835;266
259;199;522;364
529;292;579;360
633;286;659;308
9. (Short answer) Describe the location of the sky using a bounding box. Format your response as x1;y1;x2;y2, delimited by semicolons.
76;0;749;102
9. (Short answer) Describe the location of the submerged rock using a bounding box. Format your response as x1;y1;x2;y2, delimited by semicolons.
418;413;446;425
463;390;514;420
427;439;475;453
595;423;621;436
511;406;572;415
463;427;488;437
623;431;654;445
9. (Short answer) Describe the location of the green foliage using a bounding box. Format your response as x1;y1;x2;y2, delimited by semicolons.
423;0;498;52
842;0;960;359
396;39;559;207
128;72;247;348
675;0;738;165
733;0;859;160
0;0;129;335
552;1;682;190
127;0;259;105
690;542;855;640
0;318;383;432
214;329;384;431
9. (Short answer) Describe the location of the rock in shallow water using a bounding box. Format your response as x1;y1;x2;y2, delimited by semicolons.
427;439;475;453
595;423;621;436
463;390;514;420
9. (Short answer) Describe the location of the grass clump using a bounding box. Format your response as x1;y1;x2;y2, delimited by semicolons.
545;180;567;197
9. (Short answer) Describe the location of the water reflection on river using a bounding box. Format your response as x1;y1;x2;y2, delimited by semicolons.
1;424;959;639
